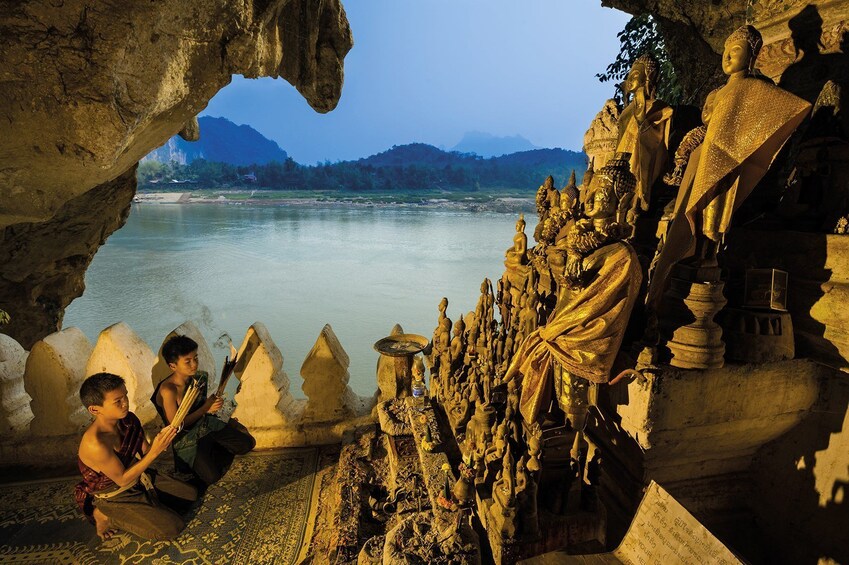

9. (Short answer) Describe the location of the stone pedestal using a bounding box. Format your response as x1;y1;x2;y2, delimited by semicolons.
659;263;727;369
589;359;821;546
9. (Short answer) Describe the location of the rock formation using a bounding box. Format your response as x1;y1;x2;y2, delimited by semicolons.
0;0;353;347
0;167;136;349
601;1;848;105
0;0;352;228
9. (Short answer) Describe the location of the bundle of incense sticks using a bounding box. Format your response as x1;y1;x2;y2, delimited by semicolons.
215;342;239;397
171;380;202;429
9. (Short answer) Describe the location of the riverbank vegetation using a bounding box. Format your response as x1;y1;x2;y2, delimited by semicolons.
138;143;586;193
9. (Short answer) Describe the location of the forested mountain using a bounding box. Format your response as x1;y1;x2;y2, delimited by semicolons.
139;141;587;192
143;116;288;166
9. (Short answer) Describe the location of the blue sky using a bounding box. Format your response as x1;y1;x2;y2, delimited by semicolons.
202;2;630;164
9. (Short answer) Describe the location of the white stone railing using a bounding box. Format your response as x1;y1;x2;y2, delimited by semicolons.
0;320;378;468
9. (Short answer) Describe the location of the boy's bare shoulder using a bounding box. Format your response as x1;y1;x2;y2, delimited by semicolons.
78;426;111;460
158;380;178;398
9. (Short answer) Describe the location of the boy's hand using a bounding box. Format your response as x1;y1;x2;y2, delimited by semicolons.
206;395;224;414
150;425;178;457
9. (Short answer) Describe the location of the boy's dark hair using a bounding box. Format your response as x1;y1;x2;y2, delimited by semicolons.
162;335;199;365
80;373;126;408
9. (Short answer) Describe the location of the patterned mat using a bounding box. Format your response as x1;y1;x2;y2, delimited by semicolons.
0;448;321;565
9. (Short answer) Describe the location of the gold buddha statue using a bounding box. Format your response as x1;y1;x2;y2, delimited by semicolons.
504;157;642;442
505;214;529;268
616;53;673;216
649;25;811;294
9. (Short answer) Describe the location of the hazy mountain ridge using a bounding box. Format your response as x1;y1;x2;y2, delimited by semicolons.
450;131;539;157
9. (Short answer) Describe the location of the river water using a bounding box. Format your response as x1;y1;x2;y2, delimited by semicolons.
64;203;532;396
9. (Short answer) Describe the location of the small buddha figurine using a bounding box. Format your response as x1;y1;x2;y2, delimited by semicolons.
515;456;540;536
506;215;529;268
534;176;559;243
616;53;673;216
561;170;580;214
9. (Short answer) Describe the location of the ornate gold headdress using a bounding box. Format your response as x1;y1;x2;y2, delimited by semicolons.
725;25;763;67
633;53;660;96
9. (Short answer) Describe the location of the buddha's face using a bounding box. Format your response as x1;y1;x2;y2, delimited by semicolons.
585;177;616;219
516;219;525;232
624;63;647;95
722;38;751;75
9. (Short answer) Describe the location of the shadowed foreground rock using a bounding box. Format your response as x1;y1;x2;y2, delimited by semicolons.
0;167;136;348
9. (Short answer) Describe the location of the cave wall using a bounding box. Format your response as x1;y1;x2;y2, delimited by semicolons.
0;0;352;346
0;0;352;228
0;167;136;349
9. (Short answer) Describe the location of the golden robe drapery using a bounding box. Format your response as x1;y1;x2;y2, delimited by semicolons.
509;241;642;424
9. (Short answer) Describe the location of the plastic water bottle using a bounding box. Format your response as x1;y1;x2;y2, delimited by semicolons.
412;375;427;412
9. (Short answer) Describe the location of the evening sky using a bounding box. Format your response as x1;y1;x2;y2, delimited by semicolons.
201;1;630;164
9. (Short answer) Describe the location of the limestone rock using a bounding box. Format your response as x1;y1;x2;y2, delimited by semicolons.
85;322;157;425
178;116;201;142
301;324;359;423
0;334;33;434
151;321;217;389
0;0;352;229
583;99;620;172
232;323;303;447
24;327;92;436
376;323;405;403
0;167;136;349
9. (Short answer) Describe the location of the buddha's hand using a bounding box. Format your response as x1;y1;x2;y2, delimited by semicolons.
635;87;647;124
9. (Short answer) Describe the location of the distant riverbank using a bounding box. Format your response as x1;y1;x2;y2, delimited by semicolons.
134;188;537;213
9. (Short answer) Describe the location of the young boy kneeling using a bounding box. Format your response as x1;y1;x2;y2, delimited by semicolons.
152;335;255;485
75;373;197;541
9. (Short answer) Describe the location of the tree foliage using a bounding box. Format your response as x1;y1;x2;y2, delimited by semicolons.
597;14;683;105
136;145;588;192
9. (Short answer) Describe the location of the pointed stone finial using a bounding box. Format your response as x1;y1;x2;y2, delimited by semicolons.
151;321;216;389
0;333;32;434
231;322;301;447
25;328;92;435
301;324;358;423
568;169;577;187
85;322;157;425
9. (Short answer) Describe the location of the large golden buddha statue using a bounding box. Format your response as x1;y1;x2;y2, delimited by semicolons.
646;25;811;308
503;155;642;438
616;53;673;217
